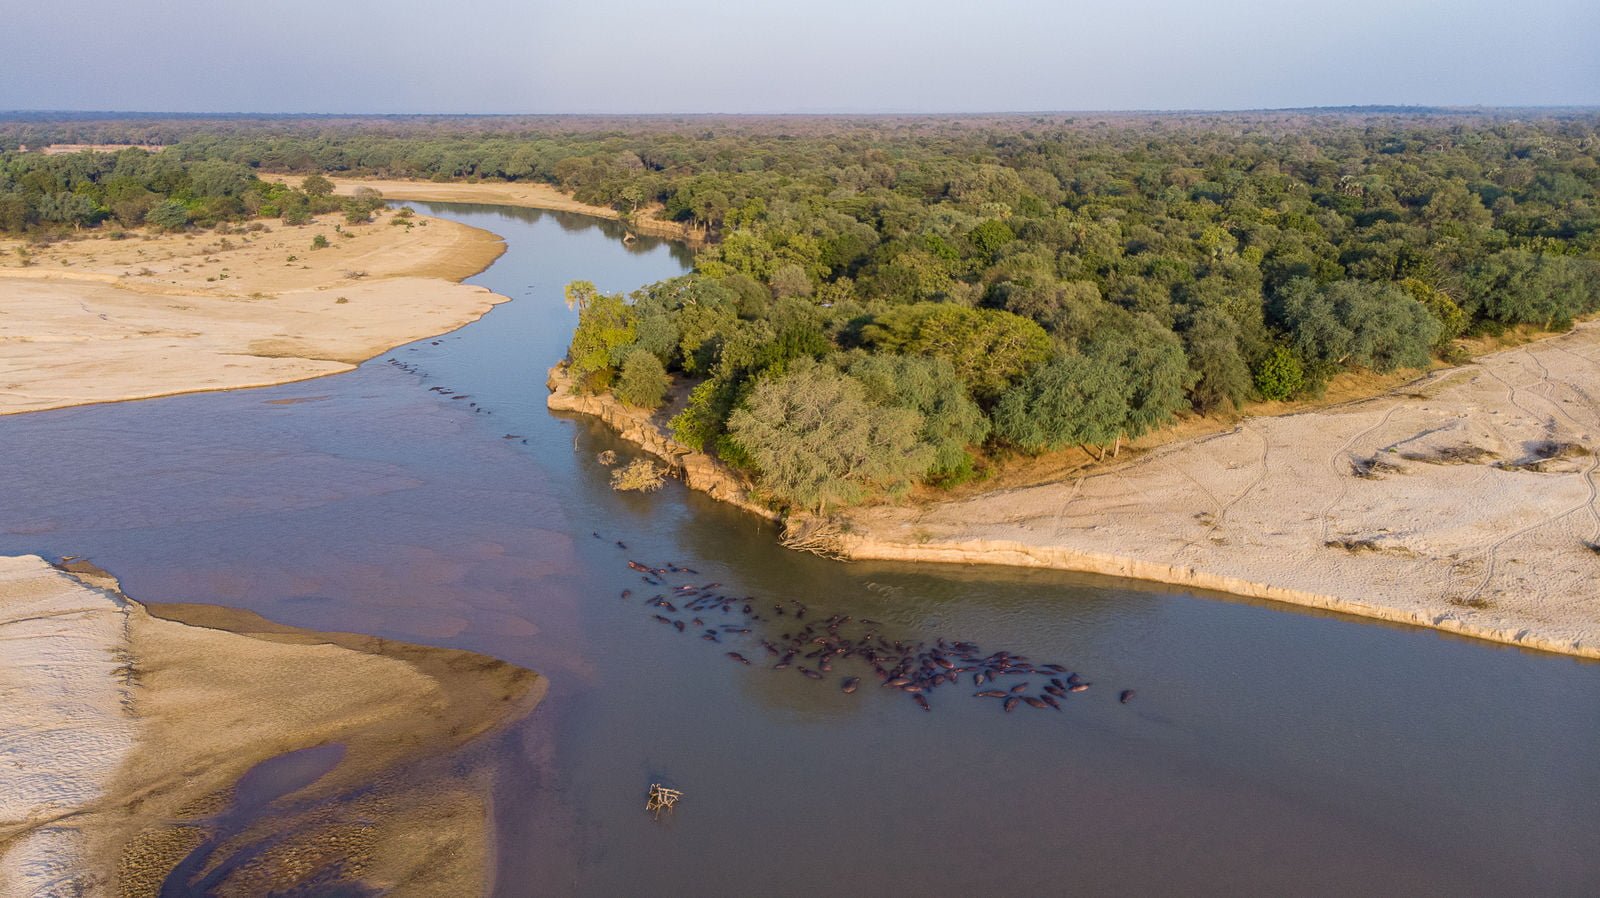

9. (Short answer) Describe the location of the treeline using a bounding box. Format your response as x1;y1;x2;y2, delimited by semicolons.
5;112;1598;511
0;151;383;232
538;116;1600;512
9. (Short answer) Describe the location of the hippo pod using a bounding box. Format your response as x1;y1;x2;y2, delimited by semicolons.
616;550;1118;719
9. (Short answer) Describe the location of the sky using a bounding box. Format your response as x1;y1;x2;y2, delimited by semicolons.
1;0;1596;114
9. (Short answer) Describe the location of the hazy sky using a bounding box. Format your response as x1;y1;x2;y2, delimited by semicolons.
3;0;1596;113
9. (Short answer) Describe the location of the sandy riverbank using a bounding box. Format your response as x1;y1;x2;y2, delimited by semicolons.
0;554;542;897
269;175;705;243
0;208;506;415
839;322;1600;659
552;326;1600;659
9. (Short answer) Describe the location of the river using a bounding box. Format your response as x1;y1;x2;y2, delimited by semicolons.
2;202;1597;896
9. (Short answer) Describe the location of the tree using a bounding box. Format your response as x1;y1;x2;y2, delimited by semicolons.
146;199;189;230
845;353;990;480
1398;278;1467;348
614;349;671;410
992;351;1131;455
1462;252;1600;330
769;263;813;299
565;281;636;390
860;303;1052;401
188;160;255;198
1272;279;1439;383
1084;312;1195;439
301;173;334;197
727;360;932;511
1183;308;1253;413
967;219;1015;259
1254;346;1305;401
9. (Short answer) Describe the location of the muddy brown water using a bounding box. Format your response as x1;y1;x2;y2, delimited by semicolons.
3;202;1598;896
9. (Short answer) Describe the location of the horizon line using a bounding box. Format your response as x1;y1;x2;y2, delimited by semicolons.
5;104;1600;119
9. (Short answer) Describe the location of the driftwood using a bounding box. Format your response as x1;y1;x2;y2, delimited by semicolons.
780;517;848;559
646;783;683;819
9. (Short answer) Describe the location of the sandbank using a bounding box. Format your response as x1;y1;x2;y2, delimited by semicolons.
551;326;1600;659
0;554;542;897
267;174;704;243
0;208;506;415
840;322;1600;659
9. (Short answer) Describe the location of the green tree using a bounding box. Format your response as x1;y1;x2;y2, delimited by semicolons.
844;353;990;480
967;219;1015;259
992;351;1131;455
1085;312;1195;439
1273;279;1439;382
565;281;637;390
614;348;671;410
1254;346;1305;401
727;360;932;511
146;199;189;231
1183;308;1253;413
301;173;335;197
860;303;1052;401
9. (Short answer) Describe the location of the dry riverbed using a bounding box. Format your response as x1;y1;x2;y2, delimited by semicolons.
0;554;542;897
0;208;506;415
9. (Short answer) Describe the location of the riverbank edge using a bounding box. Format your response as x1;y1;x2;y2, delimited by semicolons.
280;175;706;244
545;363;779;522
545;360;1600;662
0;554;545;895
832;535;1600;660
0;212;511;418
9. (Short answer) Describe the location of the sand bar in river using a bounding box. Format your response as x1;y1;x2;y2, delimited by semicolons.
0;208;506;415
0;554;542;897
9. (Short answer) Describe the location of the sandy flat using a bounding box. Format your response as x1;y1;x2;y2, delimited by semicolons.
0;209;505;415
840;322;1600;658
0;555;542;897
269;174;704;242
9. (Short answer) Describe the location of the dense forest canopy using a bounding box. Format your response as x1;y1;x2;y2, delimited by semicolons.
3;111;1598;510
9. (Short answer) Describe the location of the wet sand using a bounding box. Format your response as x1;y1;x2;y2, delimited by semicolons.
0;555;542;897
0;208;506;415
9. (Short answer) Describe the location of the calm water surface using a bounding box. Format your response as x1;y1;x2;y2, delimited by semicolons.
3;203;1598;896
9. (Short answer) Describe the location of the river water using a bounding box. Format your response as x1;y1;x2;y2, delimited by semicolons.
2;202;1598;896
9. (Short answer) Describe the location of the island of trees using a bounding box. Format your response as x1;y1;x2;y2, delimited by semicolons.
2;111;1596;511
